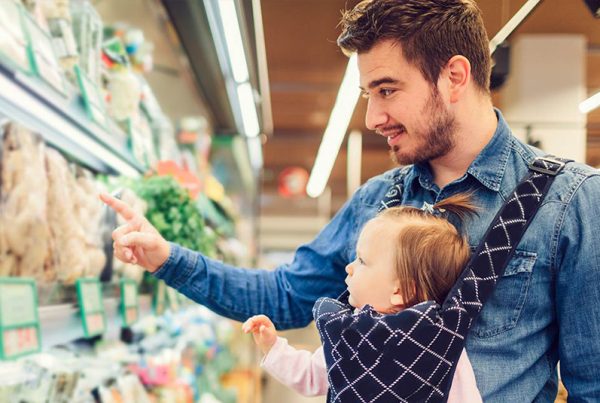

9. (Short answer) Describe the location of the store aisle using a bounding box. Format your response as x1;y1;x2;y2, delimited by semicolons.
261;324;326;403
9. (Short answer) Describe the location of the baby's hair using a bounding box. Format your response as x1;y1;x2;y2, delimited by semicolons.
376;193;477;307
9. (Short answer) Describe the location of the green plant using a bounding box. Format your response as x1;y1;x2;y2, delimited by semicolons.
132;176;216;257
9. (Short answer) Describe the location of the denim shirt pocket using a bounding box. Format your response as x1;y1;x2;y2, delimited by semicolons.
471;249;537;338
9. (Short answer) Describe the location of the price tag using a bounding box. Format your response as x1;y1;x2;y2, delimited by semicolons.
0;278;41;360
166;287;179;311
153;281;166;316
120;279;139;327
75;278;106;338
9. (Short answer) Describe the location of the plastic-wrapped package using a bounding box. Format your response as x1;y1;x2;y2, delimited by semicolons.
45;148;88;283
73;171;108;277
0;123;50;282
70;0;103;86
108;69;141;121
0;361;41;402
36;0;79;78
0;1;30;71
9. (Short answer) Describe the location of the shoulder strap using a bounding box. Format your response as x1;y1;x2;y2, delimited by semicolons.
441;155;571;316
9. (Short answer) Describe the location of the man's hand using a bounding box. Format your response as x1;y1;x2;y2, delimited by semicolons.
99;192;170;272
242;314;278;355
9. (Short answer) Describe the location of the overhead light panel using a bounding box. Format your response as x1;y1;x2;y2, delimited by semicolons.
306;54;360;198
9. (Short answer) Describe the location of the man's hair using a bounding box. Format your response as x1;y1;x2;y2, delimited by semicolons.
338;0;491;92
376;193;477;306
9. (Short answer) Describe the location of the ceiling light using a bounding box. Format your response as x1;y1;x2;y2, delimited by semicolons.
247;135;263;171
217;0;250;83
489;0;543;54
579;91;600;114
306;54;360;198
205;0;263;169
237;82;260;137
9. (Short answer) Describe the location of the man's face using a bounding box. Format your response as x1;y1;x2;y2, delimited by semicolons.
358;40;456;165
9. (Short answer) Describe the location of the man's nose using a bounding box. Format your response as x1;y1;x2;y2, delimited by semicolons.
365;99;388;131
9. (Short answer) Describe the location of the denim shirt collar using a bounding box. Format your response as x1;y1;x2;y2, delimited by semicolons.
409;108;511;192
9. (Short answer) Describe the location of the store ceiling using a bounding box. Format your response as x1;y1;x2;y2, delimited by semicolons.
258;0;600;210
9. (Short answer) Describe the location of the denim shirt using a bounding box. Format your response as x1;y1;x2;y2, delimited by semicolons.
154;110;600;402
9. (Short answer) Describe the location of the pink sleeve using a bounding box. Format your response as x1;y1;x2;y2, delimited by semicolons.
261;337;328;396
448;349;482;403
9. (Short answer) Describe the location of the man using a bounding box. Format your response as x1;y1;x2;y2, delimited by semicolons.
102;0;600;400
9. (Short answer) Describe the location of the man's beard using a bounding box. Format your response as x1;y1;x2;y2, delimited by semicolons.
389;88;456;166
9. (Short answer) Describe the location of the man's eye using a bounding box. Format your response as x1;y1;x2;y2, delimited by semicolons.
380;88;395;97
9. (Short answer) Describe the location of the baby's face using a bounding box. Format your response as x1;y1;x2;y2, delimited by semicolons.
344;218;401;313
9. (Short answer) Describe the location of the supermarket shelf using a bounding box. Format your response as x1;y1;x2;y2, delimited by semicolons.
39;295;152;349
0;62;143;176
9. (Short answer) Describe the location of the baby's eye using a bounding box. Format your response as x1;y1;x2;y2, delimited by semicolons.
358;257;366;265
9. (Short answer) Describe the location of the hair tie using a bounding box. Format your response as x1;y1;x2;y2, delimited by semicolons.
421;202;446;218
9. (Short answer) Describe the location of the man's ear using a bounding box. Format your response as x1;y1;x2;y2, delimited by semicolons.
443;55;471;104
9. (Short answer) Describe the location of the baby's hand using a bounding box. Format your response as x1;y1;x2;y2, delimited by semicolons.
242;314;278;354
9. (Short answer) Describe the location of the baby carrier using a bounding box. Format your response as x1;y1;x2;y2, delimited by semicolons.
314;156;570;402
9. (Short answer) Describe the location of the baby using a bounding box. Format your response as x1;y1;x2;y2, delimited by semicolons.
243;193;482;402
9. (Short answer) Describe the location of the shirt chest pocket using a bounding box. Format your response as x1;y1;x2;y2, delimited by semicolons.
470;250;537;339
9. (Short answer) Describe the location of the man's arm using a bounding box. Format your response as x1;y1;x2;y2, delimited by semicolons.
153;193;360;329
556;175;600;400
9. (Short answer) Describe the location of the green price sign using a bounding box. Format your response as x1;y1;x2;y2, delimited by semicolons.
0;278;41;360
120;279;138;327
153;281;166;316
75;278;106;338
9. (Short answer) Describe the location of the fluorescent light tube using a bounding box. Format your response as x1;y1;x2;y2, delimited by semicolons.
346;129;362;197
579;91;600;114
306;54;360;198
489;0;543;54
237;82;260;137
247;135;263;170
217;0;250;83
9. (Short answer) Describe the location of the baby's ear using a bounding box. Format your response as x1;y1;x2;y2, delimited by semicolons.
390;287;405;307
